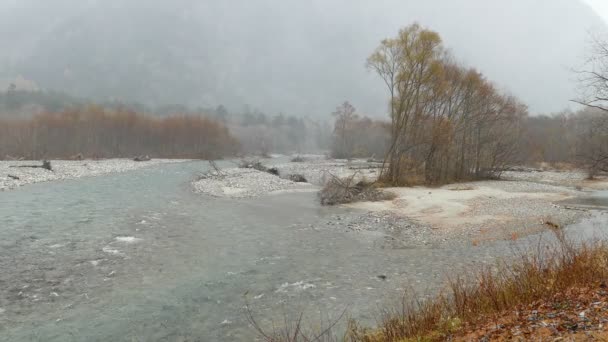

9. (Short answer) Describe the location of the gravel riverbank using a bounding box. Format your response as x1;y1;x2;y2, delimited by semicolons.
192;168;314;198
0;159;189;191
194;157;597;244
192;157;381;198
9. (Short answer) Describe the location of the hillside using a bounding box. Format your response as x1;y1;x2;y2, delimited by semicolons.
0;0;605;116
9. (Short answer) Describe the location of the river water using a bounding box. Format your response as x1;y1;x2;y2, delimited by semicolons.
0;161;606;341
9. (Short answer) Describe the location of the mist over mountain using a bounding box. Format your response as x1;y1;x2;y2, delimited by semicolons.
0;0;605;116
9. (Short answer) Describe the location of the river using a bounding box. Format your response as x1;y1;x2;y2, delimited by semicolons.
0;161;605;341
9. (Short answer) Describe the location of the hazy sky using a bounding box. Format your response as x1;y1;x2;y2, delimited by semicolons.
585;0;608;23
0;0;606;116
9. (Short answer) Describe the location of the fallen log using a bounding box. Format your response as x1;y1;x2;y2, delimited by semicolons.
9;160;52;171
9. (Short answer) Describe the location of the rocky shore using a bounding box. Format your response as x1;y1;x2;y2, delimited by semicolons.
0;159;188;191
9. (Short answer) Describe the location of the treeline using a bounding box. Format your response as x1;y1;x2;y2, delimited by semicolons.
365;24;527;185
0;87;333;158
208;105;332;155
0;107;239;160
330;101;389;159
521;108;608;177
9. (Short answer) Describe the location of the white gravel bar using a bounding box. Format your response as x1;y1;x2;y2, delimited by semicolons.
193;168;313;198
0;159;188;191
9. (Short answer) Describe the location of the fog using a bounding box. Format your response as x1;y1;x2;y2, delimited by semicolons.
0;0;606;116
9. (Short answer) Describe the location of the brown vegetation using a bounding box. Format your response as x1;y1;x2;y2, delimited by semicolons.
367;23;526;185
0;106;239;160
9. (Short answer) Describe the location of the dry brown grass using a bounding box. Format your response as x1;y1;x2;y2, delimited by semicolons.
258;230;608;342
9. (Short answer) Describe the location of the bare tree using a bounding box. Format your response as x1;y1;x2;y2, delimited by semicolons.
331;101;358;158
574;35;608;112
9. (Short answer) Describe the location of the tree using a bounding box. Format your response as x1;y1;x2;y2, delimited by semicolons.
575;35;608;112
574;35;608;176
331;101;358;158
368;23;525;185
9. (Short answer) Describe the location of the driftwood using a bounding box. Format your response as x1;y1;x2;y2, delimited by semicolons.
7;174;19;180
196;160;227;181
10;160;52;171
287;174;308;183
133;155;151;162
319;172;395;205
236;159;280;176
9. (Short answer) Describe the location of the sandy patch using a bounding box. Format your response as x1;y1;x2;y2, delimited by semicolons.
346;184;576;230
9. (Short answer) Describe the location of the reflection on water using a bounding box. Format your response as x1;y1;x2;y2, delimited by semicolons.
0;162;607;341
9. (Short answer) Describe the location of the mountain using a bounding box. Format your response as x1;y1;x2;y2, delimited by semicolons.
0;0;605;116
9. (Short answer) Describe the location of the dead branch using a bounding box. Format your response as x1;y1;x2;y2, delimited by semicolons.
10;160;52;171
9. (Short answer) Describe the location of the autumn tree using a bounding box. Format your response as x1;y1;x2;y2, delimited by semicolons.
368;23;526;185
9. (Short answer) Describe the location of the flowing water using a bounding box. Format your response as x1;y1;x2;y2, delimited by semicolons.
0;161;606;341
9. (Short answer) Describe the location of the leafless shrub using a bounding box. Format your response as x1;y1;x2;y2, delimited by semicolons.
246;302;346;342
195;160;227;181
319;172;396;206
